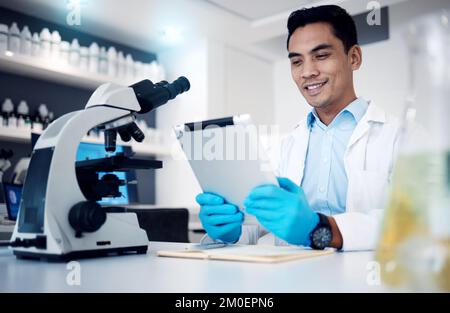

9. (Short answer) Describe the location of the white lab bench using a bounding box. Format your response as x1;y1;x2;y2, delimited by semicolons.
0;242;389;292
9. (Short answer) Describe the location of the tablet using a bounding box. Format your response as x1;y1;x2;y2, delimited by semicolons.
174;114;278;209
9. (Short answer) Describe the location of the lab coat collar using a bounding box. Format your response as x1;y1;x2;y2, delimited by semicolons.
306;97;369;129
363;100;386;123
347;100;385;149
288;100;386;185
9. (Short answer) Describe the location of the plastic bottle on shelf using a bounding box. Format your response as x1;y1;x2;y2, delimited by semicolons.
125;54;134;79
107;46;117;77
50;30;61;60
88;42;99;74
59;41;70;64
32;116;42;132
39;27;51;58
31;32;40;57
133;61;143;80
48;111;54;123
43;112;53;129
98;46;108;75
17;100;30;130
69;38;80;66
0;24;9;54
79;46;89;71
1;98;15;127
8;22;21;54
9;114;17;128
33;103;49;132
19;25;32;56
117;51;125;78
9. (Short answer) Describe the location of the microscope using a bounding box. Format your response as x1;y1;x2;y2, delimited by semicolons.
9;77;190;261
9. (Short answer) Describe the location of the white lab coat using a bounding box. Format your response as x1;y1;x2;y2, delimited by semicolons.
240;101;402;251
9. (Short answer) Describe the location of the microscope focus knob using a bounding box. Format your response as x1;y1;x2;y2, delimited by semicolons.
69;201;107;237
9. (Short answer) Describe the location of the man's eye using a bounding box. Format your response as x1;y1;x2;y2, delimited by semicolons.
316;54;329;60
291;60;302;66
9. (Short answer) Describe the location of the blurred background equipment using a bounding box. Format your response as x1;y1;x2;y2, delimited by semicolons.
375;10;450;292
0;148;13;182
11;156;29;185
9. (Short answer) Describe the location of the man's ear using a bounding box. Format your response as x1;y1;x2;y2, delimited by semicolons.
348;45;362;70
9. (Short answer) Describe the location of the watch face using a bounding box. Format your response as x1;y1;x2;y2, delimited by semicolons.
312;227;332;249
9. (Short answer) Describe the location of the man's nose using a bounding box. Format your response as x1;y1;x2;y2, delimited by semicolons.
301;60;319;79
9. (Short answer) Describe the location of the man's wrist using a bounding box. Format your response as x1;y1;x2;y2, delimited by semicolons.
327;216;343;249
308;213;343;249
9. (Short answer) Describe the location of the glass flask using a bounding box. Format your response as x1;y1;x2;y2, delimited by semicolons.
375;11;450;292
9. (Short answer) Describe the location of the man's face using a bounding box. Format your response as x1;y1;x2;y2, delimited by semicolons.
288;22;358;109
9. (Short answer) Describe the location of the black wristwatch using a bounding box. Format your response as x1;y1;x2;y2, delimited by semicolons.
310;213;333;250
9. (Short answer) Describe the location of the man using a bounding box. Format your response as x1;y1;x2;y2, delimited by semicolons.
196;5;401;251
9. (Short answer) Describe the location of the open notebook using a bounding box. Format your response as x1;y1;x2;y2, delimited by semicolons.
157;244;335;263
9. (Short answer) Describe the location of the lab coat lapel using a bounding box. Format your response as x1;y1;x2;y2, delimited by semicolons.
347;101;385;149
344;102;387;212
285;121;310;185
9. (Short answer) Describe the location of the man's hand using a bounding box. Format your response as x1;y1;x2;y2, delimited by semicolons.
196;193;244;244
244;177;319;246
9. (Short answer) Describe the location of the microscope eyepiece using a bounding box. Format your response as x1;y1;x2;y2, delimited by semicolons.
130;76;190;114
164;76;190;99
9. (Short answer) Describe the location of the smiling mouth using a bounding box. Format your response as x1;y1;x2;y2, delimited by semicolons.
303;80;328;96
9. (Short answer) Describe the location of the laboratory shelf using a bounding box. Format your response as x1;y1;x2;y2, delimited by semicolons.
0;126;171;157
0;126;30;143
0;52;135;90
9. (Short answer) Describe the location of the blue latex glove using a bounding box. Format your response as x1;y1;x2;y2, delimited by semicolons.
196;193;244;244
243;177;319;246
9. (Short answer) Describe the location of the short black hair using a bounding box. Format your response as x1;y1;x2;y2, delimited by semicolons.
286;5;358;53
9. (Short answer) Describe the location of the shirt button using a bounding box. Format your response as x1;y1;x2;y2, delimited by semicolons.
319;187;325;193
323;158;328;163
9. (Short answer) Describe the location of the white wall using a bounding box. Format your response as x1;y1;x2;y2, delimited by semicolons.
223;47;274;126
274;59;310;134
155;38;208;207
274;0;450;133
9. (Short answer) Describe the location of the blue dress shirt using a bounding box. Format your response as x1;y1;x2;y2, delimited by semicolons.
301;98;368;215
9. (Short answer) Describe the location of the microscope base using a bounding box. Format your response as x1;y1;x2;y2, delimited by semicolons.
13;245;148;262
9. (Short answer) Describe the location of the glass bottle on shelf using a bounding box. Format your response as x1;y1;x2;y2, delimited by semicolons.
31;32;40;57
79;46;89;71
59;41;70;64
8;22;20;54
39;27;51;58
375;11;450;292
98;46;108;75
125;53;134;79
0;24;8;53
19;25;31;56
117;51;125;78
69;38;80;66
1;98;15;127
17;100;30;130
88;42;99;74
50;30;61;60
107;46;117;77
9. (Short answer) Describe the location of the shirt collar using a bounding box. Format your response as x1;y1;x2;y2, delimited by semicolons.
307;97;368;129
